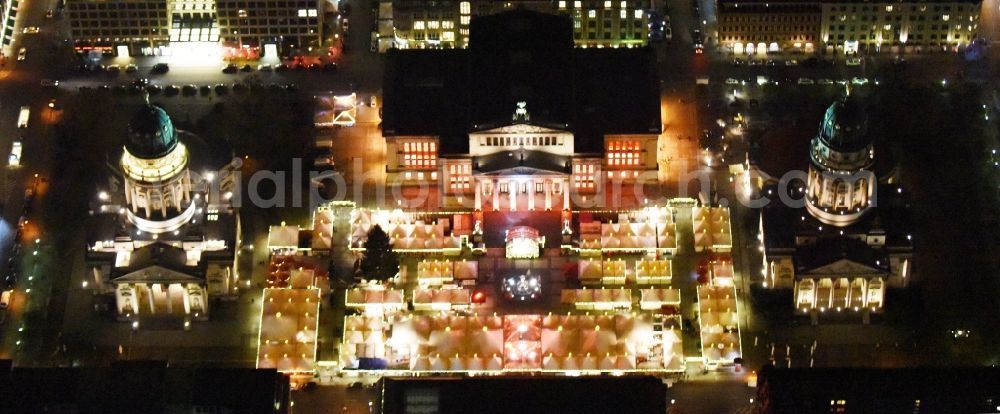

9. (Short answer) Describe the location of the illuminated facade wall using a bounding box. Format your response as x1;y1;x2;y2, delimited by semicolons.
717;1;821;54
216;0;322;52
560;0;649;48
66;0;321;55
718;0;980;55
0;0;16;49
377;0;649;51
820;1;979;52
66;0;170;52
572;159;600;192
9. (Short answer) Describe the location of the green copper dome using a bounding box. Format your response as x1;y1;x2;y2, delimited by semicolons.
818;96;869;152
126;103;177;159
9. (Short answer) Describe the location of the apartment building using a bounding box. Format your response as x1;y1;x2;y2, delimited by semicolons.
717;0;821;54
375;0;651;51
66;0;322;56
820;0;979;54
716;0;980;55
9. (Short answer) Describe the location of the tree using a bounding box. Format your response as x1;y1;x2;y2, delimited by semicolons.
359;225;400;282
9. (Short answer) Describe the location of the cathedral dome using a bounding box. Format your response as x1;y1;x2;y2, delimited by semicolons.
817;96;870;153
125;103;177;159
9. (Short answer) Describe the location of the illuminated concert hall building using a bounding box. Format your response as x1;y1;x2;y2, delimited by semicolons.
382;9;662;213
86;97;242;322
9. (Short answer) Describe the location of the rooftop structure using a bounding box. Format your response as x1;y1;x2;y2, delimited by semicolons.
0;361;290;414
379;376;667;414
757;367;1000;414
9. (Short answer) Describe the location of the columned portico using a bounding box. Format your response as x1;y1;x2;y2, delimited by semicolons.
475;175;571;212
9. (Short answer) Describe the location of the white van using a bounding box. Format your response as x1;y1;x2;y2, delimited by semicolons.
9;141;22;166
17;106;30;128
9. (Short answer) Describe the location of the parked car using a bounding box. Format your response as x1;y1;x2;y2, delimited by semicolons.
125;64;138;73
222;64;238;74
16;47;26;61
797;77;814;85
846;57;862;66
258;64;272;71
182;84;198;95
151;63;170;74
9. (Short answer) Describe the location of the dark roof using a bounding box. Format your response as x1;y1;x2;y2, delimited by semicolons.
125;241;190;273
758;366;1000;414
795;237;888;274
760;182;913;254
0;361;290;414
382;9;660;155
718;0;820;12
380;376;666;414
474;148;571;174
126;103;178;159
381;49;470;141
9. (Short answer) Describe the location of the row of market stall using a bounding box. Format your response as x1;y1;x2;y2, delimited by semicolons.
345;284;473;313
578;258;673;285
340;312;684;373
578;208;677;255
693;207;733;253
697;283;742;367
350;209;470;254
560;288;680;311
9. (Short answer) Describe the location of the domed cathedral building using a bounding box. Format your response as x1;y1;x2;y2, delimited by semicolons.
86;97;242;323
756;95;913;324
805;97;876;227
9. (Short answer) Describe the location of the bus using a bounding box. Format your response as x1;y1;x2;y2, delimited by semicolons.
17;106;30;128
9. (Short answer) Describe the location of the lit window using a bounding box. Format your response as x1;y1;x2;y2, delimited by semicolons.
298;9;307;17
442;31;455;41
885;5;892;12
414;21;425;30
942;14;950;21
428;20;439;29
620;10;626;18
604;1;611;8
460;1;470;14
460;16;470;25
442;21;454;29
634;9;642;18
559;0;566;8
309;9;318;17
401;140;438;169
588;10;596;18
237;9;247;17
574;0;581;7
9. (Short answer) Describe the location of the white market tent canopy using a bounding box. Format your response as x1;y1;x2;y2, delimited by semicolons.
697;284;742;365
257;288;321;373
693;207;732;253
340;312;684;373
350;209;464;254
